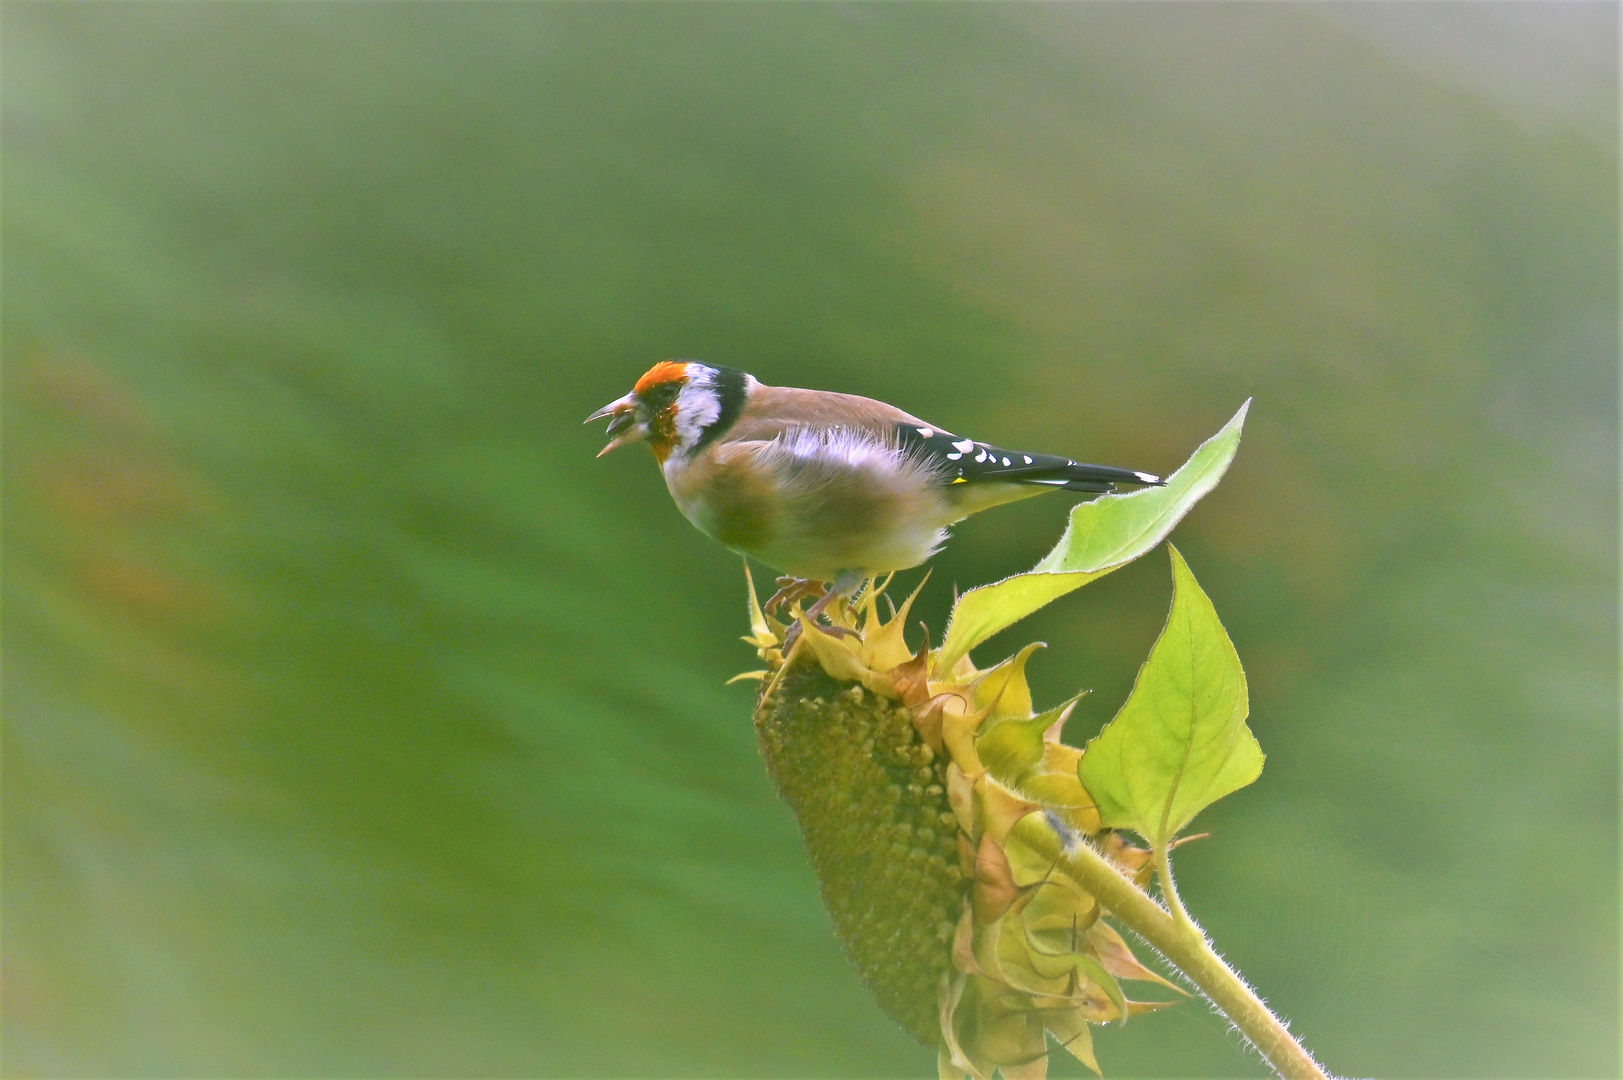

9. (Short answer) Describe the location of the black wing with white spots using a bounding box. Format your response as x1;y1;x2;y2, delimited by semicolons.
894;423;1162;493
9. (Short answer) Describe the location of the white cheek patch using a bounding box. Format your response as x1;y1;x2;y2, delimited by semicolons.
672;380;722;451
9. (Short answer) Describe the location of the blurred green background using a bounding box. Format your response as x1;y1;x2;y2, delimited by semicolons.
3;3;1617;1077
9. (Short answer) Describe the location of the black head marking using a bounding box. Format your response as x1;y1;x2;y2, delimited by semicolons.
693;364;750;452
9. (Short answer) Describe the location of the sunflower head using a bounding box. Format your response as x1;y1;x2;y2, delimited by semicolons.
740;571;1179;1079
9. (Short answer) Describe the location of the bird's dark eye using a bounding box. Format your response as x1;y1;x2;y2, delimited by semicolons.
642;381;684;407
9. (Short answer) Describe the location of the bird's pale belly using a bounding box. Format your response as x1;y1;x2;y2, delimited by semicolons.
738;517;949;582
669;463;952;581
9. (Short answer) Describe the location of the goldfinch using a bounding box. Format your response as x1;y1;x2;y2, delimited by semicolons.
588;360;1160;618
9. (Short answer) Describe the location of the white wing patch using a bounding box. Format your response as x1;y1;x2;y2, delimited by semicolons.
764;425;926;477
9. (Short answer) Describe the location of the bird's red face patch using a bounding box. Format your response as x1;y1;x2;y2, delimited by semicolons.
629;361;689;462
633;361;690;397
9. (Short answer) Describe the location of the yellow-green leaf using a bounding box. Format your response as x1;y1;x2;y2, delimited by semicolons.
936;401;1248;674
1078;546;1263;849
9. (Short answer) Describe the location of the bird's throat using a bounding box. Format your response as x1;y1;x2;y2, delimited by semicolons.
647;403;680;463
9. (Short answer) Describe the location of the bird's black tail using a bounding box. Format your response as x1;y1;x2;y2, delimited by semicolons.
1023;460;1163;494
894;423;1162;493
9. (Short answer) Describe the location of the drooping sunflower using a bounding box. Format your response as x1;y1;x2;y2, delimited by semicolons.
738;572;1180;1079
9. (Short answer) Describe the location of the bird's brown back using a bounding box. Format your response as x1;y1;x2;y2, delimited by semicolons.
727;383;933;444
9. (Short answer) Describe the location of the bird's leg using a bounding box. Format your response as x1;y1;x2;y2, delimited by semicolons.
799;584;849;625
782;570;864;652
764;576;825;616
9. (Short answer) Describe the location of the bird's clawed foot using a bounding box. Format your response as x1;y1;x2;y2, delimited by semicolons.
765;576;825;616
782;618;858;654
772;575;862;653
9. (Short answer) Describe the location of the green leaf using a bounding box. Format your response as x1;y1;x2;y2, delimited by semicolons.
936;401;1249;674
1077;545;1262;849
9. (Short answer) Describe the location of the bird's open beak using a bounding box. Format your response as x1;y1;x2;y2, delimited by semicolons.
585;393;648;457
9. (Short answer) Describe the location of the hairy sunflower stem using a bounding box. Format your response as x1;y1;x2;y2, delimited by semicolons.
1153;844;1196;933
1052;833;1333;1080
